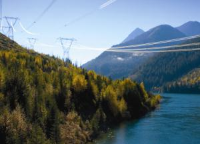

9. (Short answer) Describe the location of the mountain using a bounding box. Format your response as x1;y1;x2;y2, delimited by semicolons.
177;21;200;36
83;25;186;79
0;33;160;144
122;28;144;43
131;37;200;91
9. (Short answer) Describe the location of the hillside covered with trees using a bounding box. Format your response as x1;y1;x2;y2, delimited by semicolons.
163;68;200;93
131;37;200;91
0;34;160;144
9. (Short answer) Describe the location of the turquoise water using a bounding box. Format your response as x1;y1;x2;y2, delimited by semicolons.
96;94;200;144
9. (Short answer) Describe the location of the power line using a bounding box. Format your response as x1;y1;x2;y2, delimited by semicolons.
71;35;200;52
126;47;200;53
113;42;200;51
113;34;200;49
19;21;39;35
74;42;200;51
64;9;97;27
64;0;117;27
34;41;200;54
0;0;2;31
99;0;117;10
72;42;200;53
27;0;58;29
74;46;200;54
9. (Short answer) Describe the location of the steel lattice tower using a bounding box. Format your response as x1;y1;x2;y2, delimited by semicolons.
58;37;76;59
4;17;18;40
0;0;2;32
28;38;37;49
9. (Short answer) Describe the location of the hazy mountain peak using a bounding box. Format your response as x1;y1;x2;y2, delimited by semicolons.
122;28;144;43
121;24;185;46
177;21;200;36
134;28;144;32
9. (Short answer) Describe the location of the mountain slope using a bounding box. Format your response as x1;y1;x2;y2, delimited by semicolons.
177;21;200;36
0;33;160;144
163;68;200;93
122;28;144;43
131;37;200;90
83;25;186;79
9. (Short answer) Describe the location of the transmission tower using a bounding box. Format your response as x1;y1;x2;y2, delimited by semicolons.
58;37;76;59
0;0;2;32
4;16;18;40
28;38;37;49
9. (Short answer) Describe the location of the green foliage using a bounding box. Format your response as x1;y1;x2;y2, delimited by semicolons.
0;34;160;144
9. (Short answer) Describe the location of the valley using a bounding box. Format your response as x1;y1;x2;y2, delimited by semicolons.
2;1;200;143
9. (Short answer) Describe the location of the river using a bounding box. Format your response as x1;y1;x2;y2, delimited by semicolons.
96;93;200;144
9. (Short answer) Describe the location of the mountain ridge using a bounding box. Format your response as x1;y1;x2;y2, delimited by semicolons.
83;24;186;79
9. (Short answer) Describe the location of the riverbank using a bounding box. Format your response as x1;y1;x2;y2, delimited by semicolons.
96;93;200;144
89;94;161;143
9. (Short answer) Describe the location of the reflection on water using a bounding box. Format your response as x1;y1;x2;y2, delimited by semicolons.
96;94;200;144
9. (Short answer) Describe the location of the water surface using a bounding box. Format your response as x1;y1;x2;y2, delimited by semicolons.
96;93;200;144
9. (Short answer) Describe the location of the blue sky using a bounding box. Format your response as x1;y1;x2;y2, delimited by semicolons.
2;0;200;65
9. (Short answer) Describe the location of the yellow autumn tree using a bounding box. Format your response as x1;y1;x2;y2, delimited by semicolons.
72;75;88;92
140;82;149;100
0;69;4;89
104;85;127;117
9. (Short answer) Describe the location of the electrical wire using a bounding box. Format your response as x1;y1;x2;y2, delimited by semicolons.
73;46;200;53
64;9;97;27
27;0;58;29
36;41;200;53
19;21;39;35
0;0;2;31
99;0;117;10
113;34;200;49
64;0;117;27
75;42;200;51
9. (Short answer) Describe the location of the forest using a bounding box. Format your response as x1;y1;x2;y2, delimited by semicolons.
0;34;161;144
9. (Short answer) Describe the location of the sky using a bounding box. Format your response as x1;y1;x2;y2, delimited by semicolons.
1;0;200;65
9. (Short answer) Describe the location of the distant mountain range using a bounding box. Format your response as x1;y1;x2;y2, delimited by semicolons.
83;24;188;79
120;25;185;47
83;21;200;92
